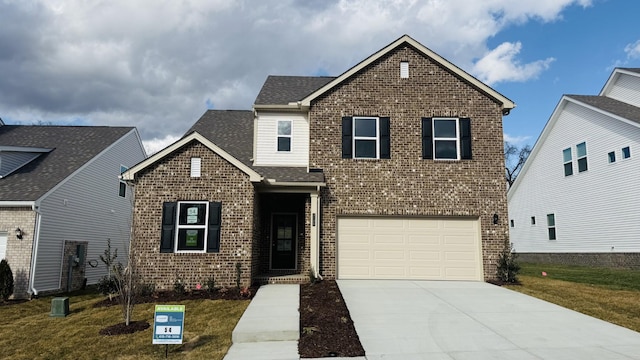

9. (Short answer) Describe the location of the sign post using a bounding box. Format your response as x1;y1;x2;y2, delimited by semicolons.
153;305;185;357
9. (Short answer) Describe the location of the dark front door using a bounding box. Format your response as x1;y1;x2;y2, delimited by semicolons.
271;214;297;270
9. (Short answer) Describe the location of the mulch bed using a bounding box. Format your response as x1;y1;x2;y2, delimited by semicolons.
298;280;365;358
95;286;258;336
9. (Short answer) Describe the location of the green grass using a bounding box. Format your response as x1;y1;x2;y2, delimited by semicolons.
506;263;640;332
518;262;640;291
0;290;249;360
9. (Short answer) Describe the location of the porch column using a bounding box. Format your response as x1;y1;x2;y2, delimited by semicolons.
310;191;321;278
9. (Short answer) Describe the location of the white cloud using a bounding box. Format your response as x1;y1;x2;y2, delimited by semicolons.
503;133;532;145
0;0;590;147
143;135;181;156
625;40;640;59
472;42;555;85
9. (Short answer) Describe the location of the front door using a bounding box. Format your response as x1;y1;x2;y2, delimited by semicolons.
271;214;297;270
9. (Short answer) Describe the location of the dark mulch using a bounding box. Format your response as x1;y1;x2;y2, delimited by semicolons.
99;320;150;336
298;280;365;358
486;279;522;286
0;299;29;307
95;286;257;336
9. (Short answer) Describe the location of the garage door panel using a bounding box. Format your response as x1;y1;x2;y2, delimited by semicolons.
338;217;481;281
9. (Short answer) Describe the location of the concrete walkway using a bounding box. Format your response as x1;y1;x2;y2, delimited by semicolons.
223;284;299;360
338;280;640;360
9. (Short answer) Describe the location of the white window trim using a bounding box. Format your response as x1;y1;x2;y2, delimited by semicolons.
547;213;556;241
622;146;631;160
277;120;293;152
352;116;380;159
576;142;587;172
175;201;209;253
608;151;616;164
562;147;573;176
432;118;460;160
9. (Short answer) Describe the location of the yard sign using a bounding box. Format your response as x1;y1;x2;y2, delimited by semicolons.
153;305;185;345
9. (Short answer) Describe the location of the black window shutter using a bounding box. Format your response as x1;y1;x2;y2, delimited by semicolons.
421;118;433;159
207;201;222;253
460;118;472;160
342;116;353;159
379;117;391;159
160;202;176;253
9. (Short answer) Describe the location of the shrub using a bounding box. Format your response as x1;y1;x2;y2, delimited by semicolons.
137;283;156;297
97;275;118;296
0;259;14;301
496;240;521;283
206;276;217;293
173;278;186;294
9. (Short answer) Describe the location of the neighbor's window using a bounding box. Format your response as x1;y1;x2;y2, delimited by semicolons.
622;146;631;159
160;201;222;253
510;219;514;228
576;142;588;172
531;216;536;225
547;213;556;240
119;165;128;197
608;151;616;163
277;120;292;152
563;148;573;176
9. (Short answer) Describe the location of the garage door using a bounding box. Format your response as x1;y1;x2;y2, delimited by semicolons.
337;217;482;281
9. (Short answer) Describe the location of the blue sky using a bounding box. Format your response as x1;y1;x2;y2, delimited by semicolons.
0;0;638;153
493;1;640;146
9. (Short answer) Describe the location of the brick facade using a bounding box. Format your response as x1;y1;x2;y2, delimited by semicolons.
130;141;257;290
308;45;509;280
0;207;36;298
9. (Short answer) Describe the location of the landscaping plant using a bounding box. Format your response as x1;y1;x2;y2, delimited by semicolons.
496;239;520;283
0;259;14;301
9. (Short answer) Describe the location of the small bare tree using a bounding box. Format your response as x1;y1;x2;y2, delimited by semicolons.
504;142;531;187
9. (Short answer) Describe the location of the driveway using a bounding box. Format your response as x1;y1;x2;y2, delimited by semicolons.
338;280;640;360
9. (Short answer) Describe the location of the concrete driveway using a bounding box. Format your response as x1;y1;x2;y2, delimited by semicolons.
338;280;640;360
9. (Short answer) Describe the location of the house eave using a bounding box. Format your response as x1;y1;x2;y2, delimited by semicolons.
0;201;36;208
253;103;308;112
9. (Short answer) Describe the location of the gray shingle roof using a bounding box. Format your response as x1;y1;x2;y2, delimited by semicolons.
567;95;640;125
186;110;325;183
254;76;335;105
0;126;134;201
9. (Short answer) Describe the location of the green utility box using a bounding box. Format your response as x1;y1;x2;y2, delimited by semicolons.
50;297;70;317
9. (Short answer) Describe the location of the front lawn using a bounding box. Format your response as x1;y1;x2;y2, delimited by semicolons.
0;290;249;359
506;263;640;332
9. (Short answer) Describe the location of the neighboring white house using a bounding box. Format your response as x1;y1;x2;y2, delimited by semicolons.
0;124;146;298
508;68;640;268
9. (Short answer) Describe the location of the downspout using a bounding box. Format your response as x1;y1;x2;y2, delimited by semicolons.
312;185;323;280
28;202;42;298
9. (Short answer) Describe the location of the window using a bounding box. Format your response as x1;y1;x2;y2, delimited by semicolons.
119;165;129;197
563;148;573;176
547;213;556;240
190;157;201;177
422;117;472;160
622;146;631;159
576;142;587;172
510;219;514;228
400;61;409;78
277;120;292;152
531;216;536;225
342;116;390;159
608;151;616;163
160;201;222;253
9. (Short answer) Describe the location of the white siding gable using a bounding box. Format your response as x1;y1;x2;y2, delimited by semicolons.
508;101;640;254
254;112;309;167
604;72;640;107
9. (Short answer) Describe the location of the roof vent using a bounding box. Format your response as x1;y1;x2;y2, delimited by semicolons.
400;61;409;78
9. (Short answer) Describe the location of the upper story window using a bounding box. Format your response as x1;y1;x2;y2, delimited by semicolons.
342;116;390;159
563;148;573;176
622;146;631;159
160;201;222;253
119;165;129;197
576;142;588;172
422;117;471;160
608;151;616;163
277;120;292;152
547;213;556;240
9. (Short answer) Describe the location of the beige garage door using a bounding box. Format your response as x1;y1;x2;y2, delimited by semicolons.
337;217;482;281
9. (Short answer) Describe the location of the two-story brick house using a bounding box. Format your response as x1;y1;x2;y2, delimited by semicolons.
122;35;515;289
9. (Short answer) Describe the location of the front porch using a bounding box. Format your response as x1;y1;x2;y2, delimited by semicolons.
252;190;321;285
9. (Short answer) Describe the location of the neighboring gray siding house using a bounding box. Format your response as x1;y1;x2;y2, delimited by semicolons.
0;125;146;298
508;68;640;268
123;35;515;289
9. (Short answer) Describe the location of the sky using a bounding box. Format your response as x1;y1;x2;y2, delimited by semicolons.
1;0;639;154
